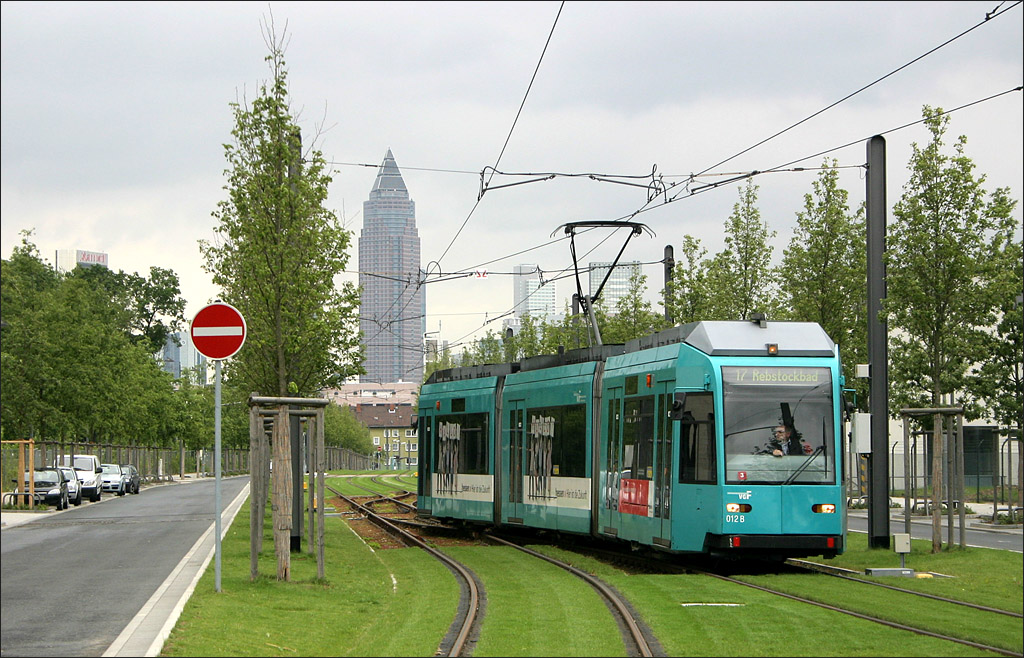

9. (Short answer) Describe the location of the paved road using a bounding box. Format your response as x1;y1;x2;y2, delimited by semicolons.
1;476;249;657
847;509;1022;552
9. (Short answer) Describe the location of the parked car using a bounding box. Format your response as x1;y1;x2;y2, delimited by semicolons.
121;464;141;494
100;463;127;496
16;468;69;509
57;466;83;506
58;454;103;502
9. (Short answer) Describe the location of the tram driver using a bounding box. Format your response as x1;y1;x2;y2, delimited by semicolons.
760;424;812;457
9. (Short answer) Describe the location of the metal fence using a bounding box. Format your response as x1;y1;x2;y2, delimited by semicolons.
847;430;1021;513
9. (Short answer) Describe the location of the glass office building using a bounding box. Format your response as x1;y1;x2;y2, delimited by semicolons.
358;149;425;384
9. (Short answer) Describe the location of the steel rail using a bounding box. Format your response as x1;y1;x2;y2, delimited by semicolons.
325;483;480;657
786;558;1024;619
532;532;1021;657
347;477;417;513
703;570;1022;658
487;534;655;657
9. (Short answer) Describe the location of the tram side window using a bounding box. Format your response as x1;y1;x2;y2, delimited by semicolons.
527;404;586;478
436;413;489;475
623;396;655;480
679;393;716;484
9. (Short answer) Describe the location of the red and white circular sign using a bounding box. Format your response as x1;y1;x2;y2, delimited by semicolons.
190;302;246;360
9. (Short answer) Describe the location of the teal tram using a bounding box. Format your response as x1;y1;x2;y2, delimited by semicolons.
416;319;848;559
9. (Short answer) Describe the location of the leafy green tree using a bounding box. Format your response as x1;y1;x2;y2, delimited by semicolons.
664;181;777;324
2;235;187;447
663;235;724;324
886;106;1018;417
973;239;1023;430
169;370;216;451
1;234;63;440
716;180;778;321
200;31;361;398
323;403;373;454
466;330;504;366
540;300;587;353
600;269;664;343
514;314;545;360
73;265;186;355
778;161;868;407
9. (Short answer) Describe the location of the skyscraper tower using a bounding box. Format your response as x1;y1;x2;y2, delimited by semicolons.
359;149;425;383
589;260;642;311
513;264;557;319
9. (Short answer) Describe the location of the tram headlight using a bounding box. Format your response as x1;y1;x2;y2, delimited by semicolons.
726;503;752;513
812;503;836;514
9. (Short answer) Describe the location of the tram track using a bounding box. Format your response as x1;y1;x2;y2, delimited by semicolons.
486;532;660;657
330;480;660;657
325;483;481;657
328;479;1020;656
537;534;1022;657
785;558;1024;619
702;569;1023;657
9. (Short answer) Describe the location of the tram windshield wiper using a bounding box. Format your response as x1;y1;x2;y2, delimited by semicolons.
723;425;775;440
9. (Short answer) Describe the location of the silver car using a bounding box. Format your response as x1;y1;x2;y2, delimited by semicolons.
58;466;83;506
100;463;127;496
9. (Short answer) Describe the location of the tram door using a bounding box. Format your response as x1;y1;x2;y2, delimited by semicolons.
600;388;624;537
653;382;675;543
506;400;526;523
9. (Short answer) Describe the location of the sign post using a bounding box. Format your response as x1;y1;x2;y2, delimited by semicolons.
190;301;246;593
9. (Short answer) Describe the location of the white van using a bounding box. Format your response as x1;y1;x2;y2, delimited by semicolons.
58;454;103;502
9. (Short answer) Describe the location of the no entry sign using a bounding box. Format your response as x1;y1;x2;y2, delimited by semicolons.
190;302;246;360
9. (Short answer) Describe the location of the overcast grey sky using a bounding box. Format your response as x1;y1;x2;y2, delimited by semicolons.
2;1;1022;354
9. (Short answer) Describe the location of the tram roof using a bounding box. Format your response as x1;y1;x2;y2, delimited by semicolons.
632;320;836;357
425;320;834;384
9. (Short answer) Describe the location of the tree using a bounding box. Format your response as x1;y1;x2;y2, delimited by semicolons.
778;161;868;407
72;265;186;355
712;180;778;321
973;239;1023;431
466;330;504;366
886;106;1018;417
663;235;723;324
169;370;215;451
1;235;182;446
323;402;373;454
540;299;587;353
600;268;664;343
1;234;63;440
200;29;361;398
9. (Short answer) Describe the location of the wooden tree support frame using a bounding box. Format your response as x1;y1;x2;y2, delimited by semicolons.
900;407;966;553
1;439;38;508
247;395;329;582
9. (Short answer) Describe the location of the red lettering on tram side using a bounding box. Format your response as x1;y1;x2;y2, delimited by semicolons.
619;478;650;516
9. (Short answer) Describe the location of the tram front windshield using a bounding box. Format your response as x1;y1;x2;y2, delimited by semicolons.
721;366;835;485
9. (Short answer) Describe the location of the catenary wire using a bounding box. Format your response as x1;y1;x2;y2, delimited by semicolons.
435;1;565;266
689;0;1021;180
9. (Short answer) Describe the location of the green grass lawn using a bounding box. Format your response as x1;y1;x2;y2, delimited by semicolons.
161;499;456;657
161;494;1021;657
441;545;627;657
532;534;1022;657
808;532;1023;614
